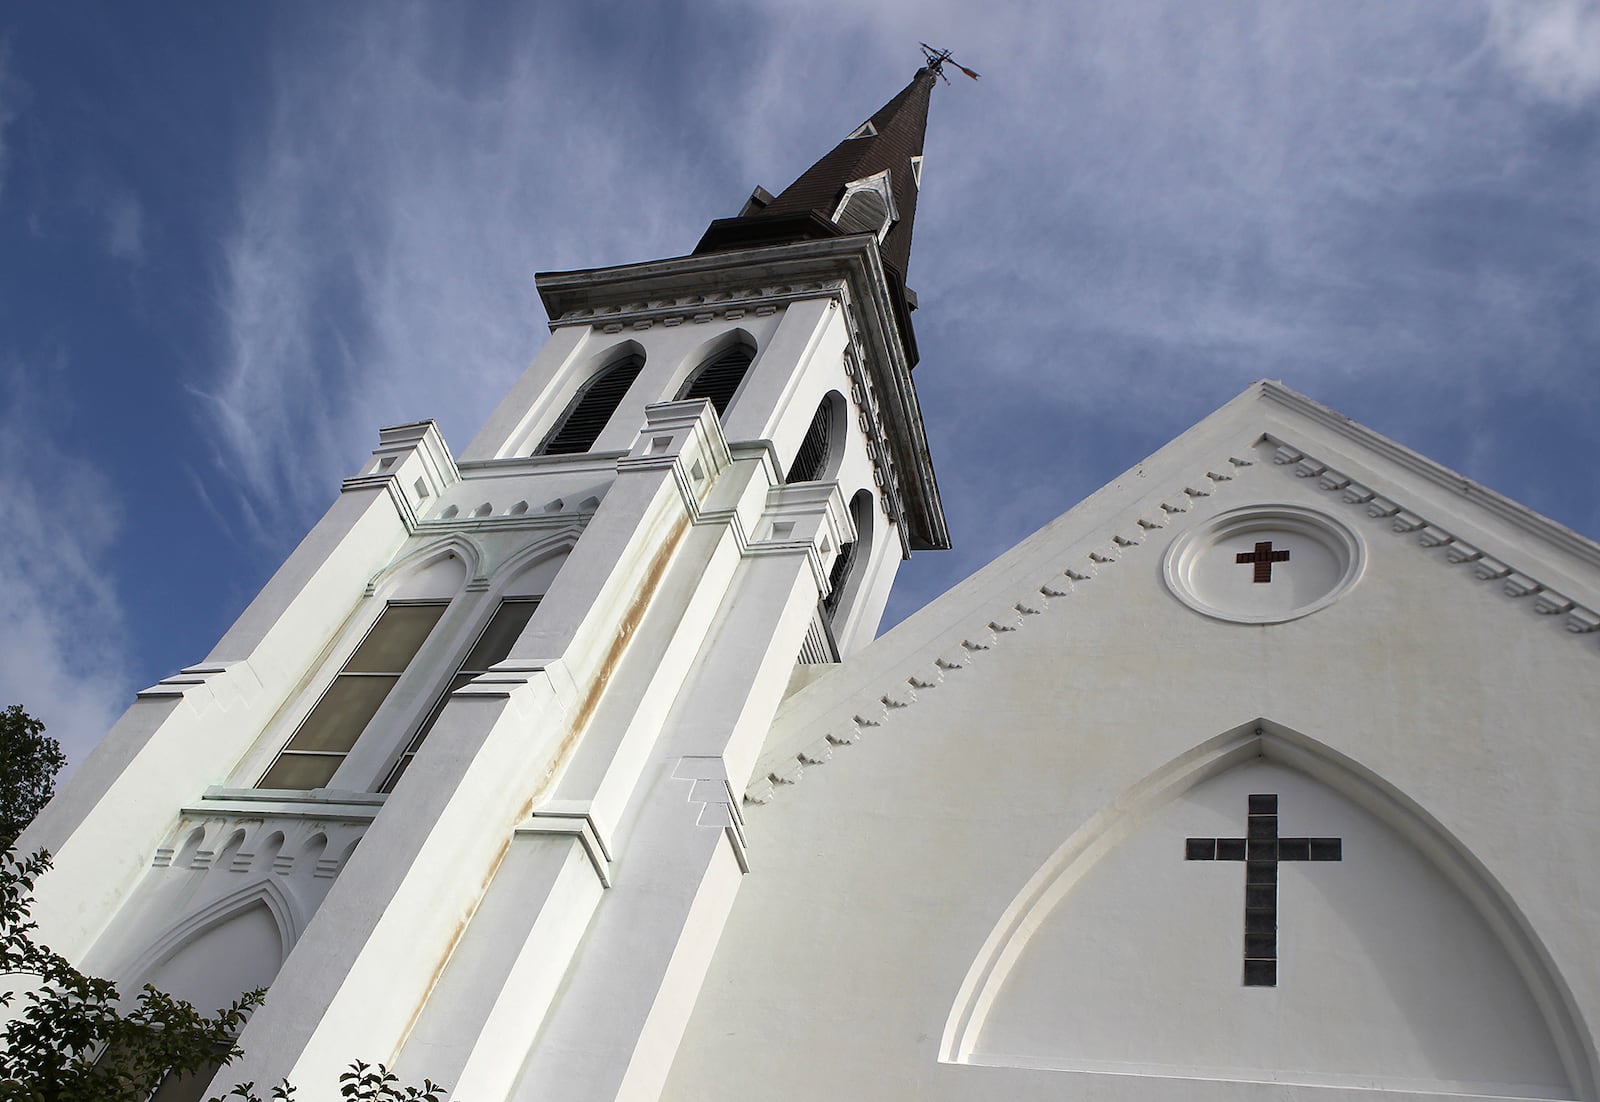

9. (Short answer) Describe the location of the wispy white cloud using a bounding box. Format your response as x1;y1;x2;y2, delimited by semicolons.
0;359;134;772
170;0;1599;628
1488;0;1600;105
200;3;712;539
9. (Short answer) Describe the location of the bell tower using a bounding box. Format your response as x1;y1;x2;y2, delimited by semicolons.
15;65;950;1101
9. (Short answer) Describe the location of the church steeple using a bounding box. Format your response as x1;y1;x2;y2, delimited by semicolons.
693;67;938;353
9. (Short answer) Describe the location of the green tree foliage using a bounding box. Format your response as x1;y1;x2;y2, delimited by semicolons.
0;708;451;1100
0;848;450;1101
0;848;261;1102
218;1061;448;1101
0;707;67;845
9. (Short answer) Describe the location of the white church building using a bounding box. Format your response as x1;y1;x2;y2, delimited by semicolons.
15;60;1600;1102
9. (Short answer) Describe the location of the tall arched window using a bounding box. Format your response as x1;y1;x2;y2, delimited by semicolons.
676;341;754;417
825;490;874;625
538;352;646;455
258;600;448;790
786;393;842;484
380;596;541;792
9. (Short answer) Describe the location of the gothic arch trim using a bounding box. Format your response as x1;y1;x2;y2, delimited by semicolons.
481;528;581;596
123;876;302;991
938;718;1598;1100
364;535;483;597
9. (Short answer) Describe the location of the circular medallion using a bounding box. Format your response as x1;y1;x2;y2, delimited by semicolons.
1163;504;1365;624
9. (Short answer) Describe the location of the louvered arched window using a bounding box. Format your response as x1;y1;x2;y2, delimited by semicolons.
538;352;645;455
786;394;840;484
823;533;857;619
676;342;754;417
824;490;874;622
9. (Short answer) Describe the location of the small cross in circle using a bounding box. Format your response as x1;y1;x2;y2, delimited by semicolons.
1236;540;1290;583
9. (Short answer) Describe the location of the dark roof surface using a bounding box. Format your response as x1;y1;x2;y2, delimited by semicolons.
691;68;937;366
755;67;934;280
695;70;934;274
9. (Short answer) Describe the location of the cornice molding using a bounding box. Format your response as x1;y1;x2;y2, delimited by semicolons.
750;410;1600;807
1263;434;1600;635
1258;381;1600;572
535;238;948;552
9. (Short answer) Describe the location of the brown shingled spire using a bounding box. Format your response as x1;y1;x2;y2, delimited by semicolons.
693;67;938;332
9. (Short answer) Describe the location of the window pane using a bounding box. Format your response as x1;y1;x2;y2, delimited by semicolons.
345;602;447;673
462;599;540;672
259;752;342;790
286;676;397;752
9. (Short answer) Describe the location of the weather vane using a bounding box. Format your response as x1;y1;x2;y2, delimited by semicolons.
920;42;981;84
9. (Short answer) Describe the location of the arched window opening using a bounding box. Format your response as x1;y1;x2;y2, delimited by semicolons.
676;342;754;417
539;352;645;455
825;491;874;626
823;539;856;618
786;395;841;484
381;597;542;792
258;600;448;790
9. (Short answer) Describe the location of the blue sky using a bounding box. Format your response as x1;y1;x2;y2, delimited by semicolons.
2;1;1598;769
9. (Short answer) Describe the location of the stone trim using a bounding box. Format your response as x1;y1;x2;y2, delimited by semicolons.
563;281;843;332
1258;382;1600;571
674;756;749;873
137;662;258;702
842;340;908;545
154;808;367;882
519;801;615;888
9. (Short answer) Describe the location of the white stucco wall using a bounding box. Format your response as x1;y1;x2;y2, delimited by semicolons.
665;386;1600;1102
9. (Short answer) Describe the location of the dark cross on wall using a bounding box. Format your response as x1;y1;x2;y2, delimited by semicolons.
1236;540;1291;583
1186;794;1342;986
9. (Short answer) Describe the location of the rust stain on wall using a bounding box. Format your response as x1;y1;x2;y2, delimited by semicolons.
390;503;692;1059
529;508;691;802
391;832;515;1062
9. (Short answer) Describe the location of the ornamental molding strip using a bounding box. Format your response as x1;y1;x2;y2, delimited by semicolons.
1262;434;1600;636
744;455;1256;806
843;332;909;540
154;807;368;884
748;421;1600;807
419;493;605;530
558;280;844;332
1256;381;1600;570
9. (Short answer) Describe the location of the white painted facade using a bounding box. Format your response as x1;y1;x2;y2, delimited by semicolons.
15;215;939;1098
11;76;1600;1102
670;384;1600;1102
